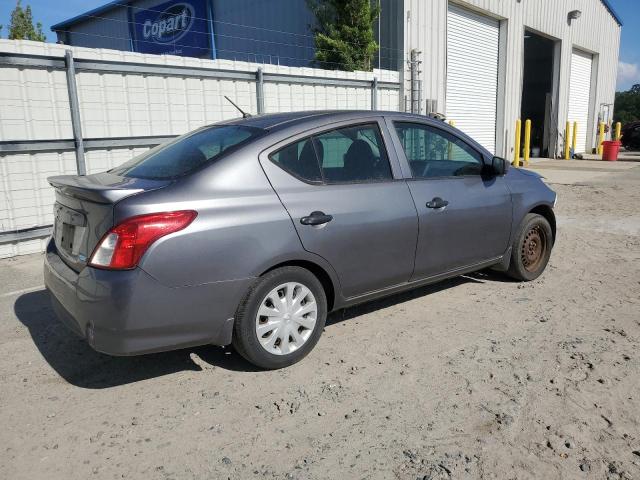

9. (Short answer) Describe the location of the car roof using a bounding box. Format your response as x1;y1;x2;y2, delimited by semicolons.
215;110;492;159
217;110;443;132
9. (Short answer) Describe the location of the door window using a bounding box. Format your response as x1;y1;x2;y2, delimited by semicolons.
270;123;393;184
314;124;393;183
394;122;483;178
270;138;323;183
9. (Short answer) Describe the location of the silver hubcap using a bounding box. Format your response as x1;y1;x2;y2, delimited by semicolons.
255;282;317;355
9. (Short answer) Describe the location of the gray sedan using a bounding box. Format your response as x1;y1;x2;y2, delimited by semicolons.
44;111;557;369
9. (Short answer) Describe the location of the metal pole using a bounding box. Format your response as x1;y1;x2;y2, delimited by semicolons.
64;50;86;175
564;121;571;160
371;77;378;110
409;49;421;114
256;67;265;115
377;7;381;70
448;120;455;159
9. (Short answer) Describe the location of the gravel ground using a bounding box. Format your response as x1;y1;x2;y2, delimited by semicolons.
1;161;639;480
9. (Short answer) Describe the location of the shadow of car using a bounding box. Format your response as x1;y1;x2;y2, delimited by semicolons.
14;274;489;388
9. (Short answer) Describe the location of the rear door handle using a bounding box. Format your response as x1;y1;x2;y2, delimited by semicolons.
300;211;333;226
426;197;449;209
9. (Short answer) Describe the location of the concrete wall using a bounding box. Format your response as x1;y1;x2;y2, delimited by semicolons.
402;0;621;158
0;40;400;258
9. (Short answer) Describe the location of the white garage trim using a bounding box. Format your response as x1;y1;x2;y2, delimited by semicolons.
567;49;593;153
446;4;500;153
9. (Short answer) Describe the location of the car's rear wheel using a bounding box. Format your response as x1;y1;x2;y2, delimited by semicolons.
506;213;553;281
233;266;327;369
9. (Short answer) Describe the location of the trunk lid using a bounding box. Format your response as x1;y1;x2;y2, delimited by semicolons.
48;172;171;271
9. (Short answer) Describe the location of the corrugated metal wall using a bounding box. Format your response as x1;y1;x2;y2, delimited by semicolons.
402;0;621;158
57;6;131;51
54;0;402;69
54;0;324;65
374;0;403;71
0;40;400;258
212;0;317;65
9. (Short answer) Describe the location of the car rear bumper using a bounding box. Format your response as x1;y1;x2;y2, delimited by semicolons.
43;238;254;356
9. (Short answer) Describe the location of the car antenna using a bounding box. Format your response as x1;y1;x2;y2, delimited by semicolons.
224;96;252;118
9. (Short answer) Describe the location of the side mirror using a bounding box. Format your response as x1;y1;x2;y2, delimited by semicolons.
487;156;509;176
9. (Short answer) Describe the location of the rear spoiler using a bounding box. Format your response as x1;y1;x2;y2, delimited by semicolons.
48;173;170;204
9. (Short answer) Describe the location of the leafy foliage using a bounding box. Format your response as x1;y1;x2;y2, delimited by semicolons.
307;0;379;71
8;0;46;42
614;84;640;126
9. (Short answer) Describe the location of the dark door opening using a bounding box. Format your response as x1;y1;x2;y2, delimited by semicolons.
521;31;556;157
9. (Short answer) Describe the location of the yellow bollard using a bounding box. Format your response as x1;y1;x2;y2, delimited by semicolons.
523;119;531;166
513;119;521;167
564;121;570;160
448;120;456;127
597;122;605;156
615;122;622;141
571;121;578;155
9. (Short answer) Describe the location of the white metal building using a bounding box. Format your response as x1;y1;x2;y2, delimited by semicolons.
401;0;622;157
53;0;622;158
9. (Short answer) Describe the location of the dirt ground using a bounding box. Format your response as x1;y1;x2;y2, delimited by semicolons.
1;159;639;480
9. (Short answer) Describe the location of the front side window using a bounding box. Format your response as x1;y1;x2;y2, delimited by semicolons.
270;123;393;185
394;122;483;178
110;125;262;179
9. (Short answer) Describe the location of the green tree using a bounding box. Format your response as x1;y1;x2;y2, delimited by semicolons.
307;0;380;71
614;84;640;126
8;1;46;42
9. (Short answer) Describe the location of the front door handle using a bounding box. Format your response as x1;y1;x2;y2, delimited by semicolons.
300;211;333;226
426;197;449;209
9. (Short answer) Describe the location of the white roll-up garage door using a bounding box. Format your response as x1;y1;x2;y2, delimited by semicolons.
567;50;593;153
446;5;499;153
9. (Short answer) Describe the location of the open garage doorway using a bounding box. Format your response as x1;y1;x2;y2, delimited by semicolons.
521;30;558;158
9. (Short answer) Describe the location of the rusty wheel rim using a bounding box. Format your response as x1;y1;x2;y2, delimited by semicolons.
521;225;547;273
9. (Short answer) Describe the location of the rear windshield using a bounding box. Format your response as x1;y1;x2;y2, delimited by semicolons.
110;125;262;179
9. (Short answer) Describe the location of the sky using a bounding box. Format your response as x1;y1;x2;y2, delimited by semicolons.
1;0;639;91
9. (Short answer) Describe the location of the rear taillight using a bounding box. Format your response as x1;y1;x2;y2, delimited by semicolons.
89;210;197;270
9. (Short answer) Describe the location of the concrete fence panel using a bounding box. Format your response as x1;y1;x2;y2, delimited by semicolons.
0;40;401;258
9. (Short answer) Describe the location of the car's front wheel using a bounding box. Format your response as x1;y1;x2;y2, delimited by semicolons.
232;266;327;369
506;213;553;281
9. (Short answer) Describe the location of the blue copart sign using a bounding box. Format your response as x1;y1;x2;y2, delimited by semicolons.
132;0;211;57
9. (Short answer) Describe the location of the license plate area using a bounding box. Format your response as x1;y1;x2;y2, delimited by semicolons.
54;203;87;258
59;222;76;252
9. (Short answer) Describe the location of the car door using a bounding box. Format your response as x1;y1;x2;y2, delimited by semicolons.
259;119;418;299
387;119;512;280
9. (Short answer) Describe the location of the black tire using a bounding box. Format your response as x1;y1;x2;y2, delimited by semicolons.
232;266;327;369
506;213;553;281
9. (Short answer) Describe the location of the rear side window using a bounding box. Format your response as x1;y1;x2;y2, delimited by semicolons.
270;123;393;184
394;122;483;178
110;125;261;179
270;138;323;183
315;124;392;183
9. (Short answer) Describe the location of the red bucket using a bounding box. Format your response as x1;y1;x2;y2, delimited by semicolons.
602;140;621;161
